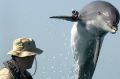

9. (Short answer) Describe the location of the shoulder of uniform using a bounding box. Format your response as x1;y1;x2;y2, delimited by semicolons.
0;68;10;79
0;68;9;75
0;68;9;74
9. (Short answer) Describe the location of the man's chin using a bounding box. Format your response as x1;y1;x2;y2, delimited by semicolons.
26;65;32;69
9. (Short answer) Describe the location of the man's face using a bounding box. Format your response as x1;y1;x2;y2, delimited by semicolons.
16;55;35;69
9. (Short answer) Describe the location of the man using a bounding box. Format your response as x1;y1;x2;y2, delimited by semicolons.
0;37;43;79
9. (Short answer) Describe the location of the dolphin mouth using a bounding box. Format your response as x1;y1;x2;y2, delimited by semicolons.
110;26;118;34
106;22;118;34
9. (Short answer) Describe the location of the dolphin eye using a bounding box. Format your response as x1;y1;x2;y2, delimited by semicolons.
97;11;102;15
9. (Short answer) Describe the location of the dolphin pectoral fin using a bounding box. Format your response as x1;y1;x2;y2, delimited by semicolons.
93;37;104;67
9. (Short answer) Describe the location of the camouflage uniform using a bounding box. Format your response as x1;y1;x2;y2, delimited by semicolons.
0;38;43;79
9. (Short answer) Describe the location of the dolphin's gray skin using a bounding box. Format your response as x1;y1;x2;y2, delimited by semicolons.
50;1;120;79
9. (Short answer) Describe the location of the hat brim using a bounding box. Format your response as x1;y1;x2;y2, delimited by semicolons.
8;48;43;57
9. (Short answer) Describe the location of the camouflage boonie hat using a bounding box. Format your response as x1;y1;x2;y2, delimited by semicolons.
8;37;43;57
